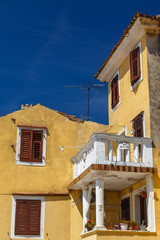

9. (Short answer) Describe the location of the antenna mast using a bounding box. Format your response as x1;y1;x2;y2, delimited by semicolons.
65;82;107;121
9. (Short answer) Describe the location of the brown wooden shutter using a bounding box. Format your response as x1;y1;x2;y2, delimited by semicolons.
133;112;143;137
32;131;43;162
130;46;141;85
20;130;32;162
111;74;119;108
15;200;28;235
28;200;41;235
121;197;130;221
15;200;41;236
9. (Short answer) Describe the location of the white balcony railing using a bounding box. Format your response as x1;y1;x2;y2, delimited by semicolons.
72;133;153;179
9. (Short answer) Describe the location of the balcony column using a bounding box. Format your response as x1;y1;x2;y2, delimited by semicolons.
82;188;89;232
82;184;93;232
95;177;106;230
146;174;156;232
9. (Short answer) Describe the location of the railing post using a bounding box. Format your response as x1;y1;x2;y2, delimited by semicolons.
74;162;78;178
94;140;105;164
133;144;139;163
142;143;153;167
117;141;121;162
108;140;113;161
125;148;130;162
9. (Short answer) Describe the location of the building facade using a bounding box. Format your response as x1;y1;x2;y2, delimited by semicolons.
71;12;160;240
0;12;160;240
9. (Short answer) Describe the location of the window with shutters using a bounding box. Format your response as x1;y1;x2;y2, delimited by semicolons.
111;71;120;111
16;126;47;166
11;196;45;239
130;42;142;90
121;196;131;221
133;112;144;156
133;112;144;138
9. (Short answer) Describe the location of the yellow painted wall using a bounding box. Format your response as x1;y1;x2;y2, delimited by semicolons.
0;195;71;240
70;190;83;240
108;34;151;138
0;104;109;240
0;104;109;194
45;196;71;240
0;195;12;239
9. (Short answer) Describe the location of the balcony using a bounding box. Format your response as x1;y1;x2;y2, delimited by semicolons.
69;133;157;236
72;133;153;179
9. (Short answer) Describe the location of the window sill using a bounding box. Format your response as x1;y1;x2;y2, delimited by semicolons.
111;101;121;112
16;160;46;166
10;235;42;239
131;77;143;91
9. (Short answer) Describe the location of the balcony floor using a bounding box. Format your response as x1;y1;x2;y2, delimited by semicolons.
68;164;157;190
81;229;157;239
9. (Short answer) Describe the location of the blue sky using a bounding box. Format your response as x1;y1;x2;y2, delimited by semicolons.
0;0;159;124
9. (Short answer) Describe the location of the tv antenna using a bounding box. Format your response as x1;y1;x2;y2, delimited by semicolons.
65;82;107;121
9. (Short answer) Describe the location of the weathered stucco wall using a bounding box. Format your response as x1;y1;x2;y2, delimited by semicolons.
0;104;109;194
0;104;109;240
147;33;160;148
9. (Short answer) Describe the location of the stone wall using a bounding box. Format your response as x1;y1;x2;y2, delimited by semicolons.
147;33;160;147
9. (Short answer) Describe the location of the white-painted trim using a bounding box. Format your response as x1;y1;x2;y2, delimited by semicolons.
132;185;146;221
111;70;120;112
120;193;132;220
117;126;127;136
11;195;45;239
16;126;47;166
97;19;145;82
143;111;145;138
131;42;143;91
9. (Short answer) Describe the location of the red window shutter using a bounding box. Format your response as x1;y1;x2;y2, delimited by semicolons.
28;200;41;235
130;46;141;85
32;131;43;162
111;74;119;108
133;112;143;137
20;130;32;162
15;200;28;235
15;200;41;236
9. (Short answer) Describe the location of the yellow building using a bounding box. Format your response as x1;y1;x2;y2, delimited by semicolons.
0;11;160;240
70;12;160;240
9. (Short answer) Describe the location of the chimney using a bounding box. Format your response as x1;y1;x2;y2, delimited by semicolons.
21;104;34;110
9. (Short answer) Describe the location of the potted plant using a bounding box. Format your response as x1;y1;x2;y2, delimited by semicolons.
104;216;113;229
114;221;119;230
85;218;96;231
141;191;147;199
119;218;129;230
129;220;138;230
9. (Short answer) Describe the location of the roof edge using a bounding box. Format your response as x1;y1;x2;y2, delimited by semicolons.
94;12;160;79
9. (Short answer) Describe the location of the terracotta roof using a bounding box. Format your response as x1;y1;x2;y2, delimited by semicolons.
94;12;160;79
57;111;84;123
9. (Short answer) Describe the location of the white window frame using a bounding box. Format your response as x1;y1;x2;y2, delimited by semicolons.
11;195;45;239
120;193;132;220
132;185;146;223
111;70;120;112
131;41;143;91
16;126;47;166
